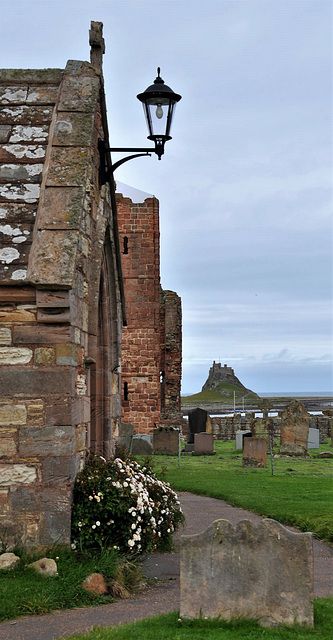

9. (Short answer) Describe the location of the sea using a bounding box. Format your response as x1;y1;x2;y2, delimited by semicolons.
259;392;332;398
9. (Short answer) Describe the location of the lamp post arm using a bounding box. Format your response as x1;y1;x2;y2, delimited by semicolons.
98;139;165;186
111;152;152;172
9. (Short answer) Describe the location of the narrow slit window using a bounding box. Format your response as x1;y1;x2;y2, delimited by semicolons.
124;381;128;401
123;236;128;254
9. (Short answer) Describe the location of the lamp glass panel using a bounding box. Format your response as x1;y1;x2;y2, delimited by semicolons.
147;100;171;137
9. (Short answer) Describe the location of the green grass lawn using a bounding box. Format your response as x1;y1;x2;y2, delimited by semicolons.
181;382;259;405
0;547;140;622
64;602;333;640
148;440;333;543
0;442;332;634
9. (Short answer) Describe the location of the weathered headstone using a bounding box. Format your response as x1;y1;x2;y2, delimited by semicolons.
153;427;179;455
131;434;153;455
188;408;208;444
243;437;267;467
117;422;134;452
180;519;313;627
280;400;309;456
193;433;214;455
307;428;320;449
251;417;271;450
235;429;251;450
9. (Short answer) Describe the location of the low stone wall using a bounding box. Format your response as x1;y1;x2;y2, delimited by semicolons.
209;411;333;444
309;414;333;444
211;414;281;441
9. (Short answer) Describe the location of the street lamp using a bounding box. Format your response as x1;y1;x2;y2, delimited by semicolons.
99;68;181;186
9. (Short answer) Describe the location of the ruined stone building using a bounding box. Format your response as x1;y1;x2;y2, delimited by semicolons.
0;24;126;545
117;188;183;434
0;23;183;547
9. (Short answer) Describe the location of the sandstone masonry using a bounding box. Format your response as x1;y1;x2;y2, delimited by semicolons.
117;192;183;434
0;23;126;546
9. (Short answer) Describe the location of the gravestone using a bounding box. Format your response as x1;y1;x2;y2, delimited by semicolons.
118;423;134;452
180;519;313;627
131;434;153;455
307;428;320;449
243;437;267;467
193;433;214;455
235;430;251;450
251;417;271;450
188;408;208;444
153;427;179;455
280;400;309;456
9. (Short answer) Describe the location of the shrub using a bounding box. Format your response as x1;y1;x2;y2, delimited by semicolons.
71;455;184;554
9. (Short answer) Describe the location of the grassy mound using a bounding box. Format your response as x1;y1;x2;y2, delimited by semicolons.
182;382;260;405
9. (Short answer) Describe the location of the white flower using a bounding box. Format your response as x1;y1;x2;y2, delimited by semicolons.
96;521;101;526
92;524;96;529
123;482;128;487
128;540;135;547
71;543;76;550
89;496;93;501
131;523;136;530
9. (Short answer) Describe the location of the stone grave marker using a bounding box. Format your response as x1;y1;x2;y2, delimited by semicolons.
193;432;214;455
251;417;271;450
153;427;179;455
180;518;313;627
307;428;320;449
243;437;267;467
187;407;208;444
131;434;153;455
280;400;310;456
235;429;252;450
118;422;134;452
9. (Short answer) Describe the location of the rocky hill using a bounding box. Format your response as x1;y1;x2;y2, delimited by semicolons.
202;362;256;396
182;361;259;407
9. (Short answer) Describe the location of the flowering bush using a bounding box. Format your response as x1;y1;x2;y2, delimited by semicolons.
71;455;184;555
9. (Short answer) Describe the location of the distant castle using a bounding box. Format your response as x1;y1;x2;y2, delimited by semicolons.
202;361;254;394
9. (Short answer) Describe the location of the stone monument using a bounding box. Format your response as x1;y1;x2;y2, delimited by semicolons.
280;400;310;456
180;518;313;627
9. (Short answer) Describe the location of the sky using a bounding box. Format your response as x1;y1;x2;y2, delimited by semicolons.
1;0;332;395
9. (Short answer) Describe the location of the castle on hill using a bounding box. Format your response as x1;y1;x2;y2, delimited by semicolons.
202;361;255;395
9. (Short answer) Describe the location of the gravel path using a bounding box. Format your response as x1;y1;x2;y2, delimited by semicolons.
0;492;332;640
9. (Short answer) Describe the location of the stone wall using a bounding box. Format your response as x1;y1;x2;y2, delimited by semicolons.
117;192;183;434
117;194;161;433
160;289;183;429
0;24;125;546
309;414;333;444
